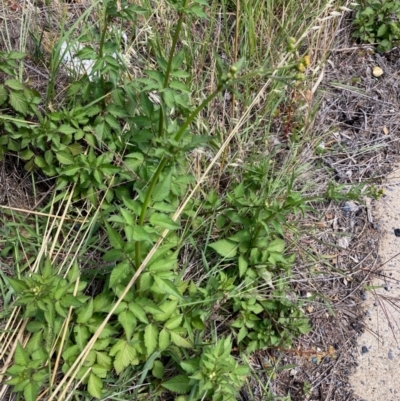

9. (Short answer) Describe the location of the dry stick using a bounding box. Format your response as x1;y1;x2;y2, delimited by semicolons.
48;62;293;400
0;204;86;223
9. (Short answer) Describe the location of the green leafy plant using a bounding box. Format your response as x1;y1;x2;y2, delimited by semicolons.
0;0;323;399
352;0;400;52
162;336;249;401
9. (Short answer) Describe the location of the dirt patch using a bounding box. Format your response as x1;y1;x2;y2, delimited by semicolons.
350;168;400;401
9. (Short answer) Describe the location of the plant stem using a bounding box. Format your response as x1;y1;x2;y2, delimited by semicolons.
157;0;189;140
135;84;224;267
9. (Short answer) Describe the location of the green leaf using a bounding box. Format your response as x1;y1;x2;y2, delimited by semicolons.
237;326;248;343
14;342;30;366
129;302;149;324
5;79;25;90
110;261;132;287
209;239;237;258
118;310;136;340
161;375;191;394
152;360;164;379
170;331;192;348
0;84;8;106
111;341;138;374
144;323;159;356
149;213;180;230
58;124;77;135
9;51;26;60
170;80;190;93
164;315;182;330
23;381;39;401
74;325;90;351
105;222;124;249
92;364;108;378
267;238;285;253
56;151;75;165
153;170;172;202
377;23;388;37
153;276;183;300
9;90;28;115
63;344;80;361
87;373;103;399
159;328;170;350
7;277;28;293
76;299;94;324
67;261;80;284
238;255;248;277
96;351;112;369
152;300;178;322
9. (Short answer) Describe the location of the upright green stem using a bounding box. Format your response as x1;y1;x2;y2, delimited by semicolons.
135;84;224;267
157;0;189;139
98;13;109;103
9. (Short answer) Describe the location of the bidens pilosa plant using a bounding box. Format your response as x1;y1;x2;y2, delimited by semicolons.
1;0;313;400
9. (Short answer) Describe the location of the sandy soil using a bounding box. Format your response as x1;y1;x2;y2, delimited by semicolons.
350;168;400;400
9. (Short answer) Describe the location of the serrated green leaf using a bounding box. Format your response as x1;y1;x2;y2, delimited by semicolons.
144;323;159;356
129;302;149;324
105;222;124;249
118;310;136;340
26;321;45;333
56;151;74;165
74;325;90;351
149;213;180;230
170;80;190;93
34;156;47;168
96;351;112;369
267;238;285;253
92;364;108;378
180;359;199;374
153;276;183;300
87;372;103;398
153;170;172;202
14;342;30;366
237;326;248;344
112;341;137;374
63;344;80;361
161;375;191;394
209;239;237;258
5;79;24;90
164;315;182;330
76;299;93;324
106;103;130;118
23;381;39;401
159;328;170;350
9;90;28;115
110;261;132;287
170;331;192;348
58;124;77;135
152;300;178;322
7;277;28;293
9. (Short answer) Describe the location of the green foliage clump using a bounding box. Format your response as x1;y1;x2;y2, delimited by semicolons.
0;0;315;400
352;0;400;52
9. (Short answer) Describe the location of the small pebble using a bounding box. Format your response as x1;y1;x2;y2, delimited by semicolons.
361;346;369;354
394;228;400;237
388;349;394;360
